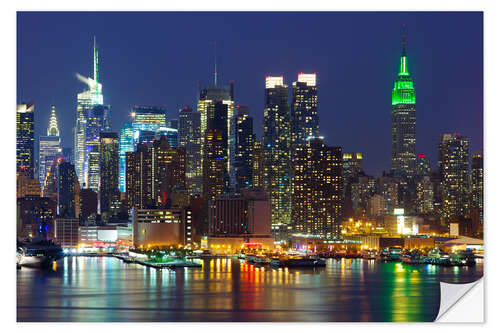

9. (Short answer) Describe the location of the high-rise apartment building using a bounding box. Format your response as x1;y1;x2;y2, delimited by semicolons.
17;101;35;177
416;176;434;214
235;105;255;190
471;152;483;222
263;76;292;237
292;138;342;239
202;129;228;203
252;141;265;189
391;27;416;178
290;73;319;153
439;133;470;222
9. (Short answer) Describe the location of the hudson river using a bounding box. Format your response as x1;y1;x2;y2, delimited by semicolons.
17;256;483;322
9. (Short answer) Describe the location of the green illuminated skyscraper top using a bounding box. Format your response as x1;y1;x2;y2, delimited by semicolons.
391;24;417;178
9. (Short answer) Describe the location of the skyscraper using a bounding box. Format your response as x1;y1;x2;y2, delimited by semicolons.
44;158;80;218
155;127;179;148
74;36;105;186
234;105;255;190
263;76;292;238
291;73;319;153
39;105;61;188
202;129;228;203
99;132;120;218
87;146;100;192
198;82;235;188
178;106;202;195
292;137;343;239
17;101;35;177
471;152;483;222
252;141;265;189
391;26;417;178
84;104;111;183
119;122;134;192
416;176;434;214
126;143;153;210
131;105;167;137
416;154;431;178
439;133;470;222
342;152;363;217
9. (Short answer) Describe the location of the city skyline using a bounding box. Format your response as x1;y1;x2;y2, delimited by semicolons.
17;12;483;176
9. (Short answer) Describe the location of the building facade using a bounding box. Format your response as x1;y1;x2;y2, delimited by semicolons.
292;138;343;239
39;105;61;188
178;106;202;195
234;105;255;190
119;122;134;192
17;101;35;177
99;133;120;217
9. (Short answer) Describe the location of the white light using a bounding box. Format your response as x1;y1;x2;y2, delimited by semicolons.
297;73;317;86
265;76;284;89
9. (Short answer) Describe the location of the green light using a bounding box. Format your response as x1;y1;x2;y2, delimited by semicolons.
392;54;415;105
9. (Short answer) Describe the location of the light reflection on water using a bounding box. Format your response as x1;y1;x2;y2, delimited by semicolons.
17;257;482;322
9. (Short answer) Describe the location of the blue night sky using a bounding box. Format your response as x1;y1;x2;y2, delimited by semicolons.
17;12;483;176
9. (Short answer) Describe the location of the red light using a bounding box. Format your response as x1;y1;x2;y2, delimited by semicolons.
298;72;303;75
418;154;427;158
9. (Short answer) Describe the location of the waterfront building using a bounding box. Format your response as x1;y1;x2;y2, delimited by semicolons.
290;73;319;153
234;105;255;190
17;196;56;240
55;217;79;248
38;105;61;188
119;122;134;192
99;132;120;218
252;141;265;188
178;106;202;195
391;27;417;178
416;176;434;214
17;101;35;177
208;188;271;237
74;37;105;185
133;208;192;247
471;152;483;222
416;154;431;178
439;133;470;222
292;137;343;239
79;223;132;250
17;169;41;198
262;75;292;238
198;83;235;188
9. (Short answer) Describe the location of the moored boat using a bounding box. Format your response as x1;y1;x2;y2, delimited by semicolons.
17;238;63;268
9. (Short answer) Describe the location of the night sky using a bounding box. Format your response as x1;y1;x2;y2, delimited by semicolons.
17;12;483;176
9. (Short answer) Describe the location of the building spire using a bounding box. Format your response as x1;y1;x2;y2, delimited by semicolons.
401;24;407;56
47;105;60;137
213;41;217;86
93;35;99;84
399;24;409;76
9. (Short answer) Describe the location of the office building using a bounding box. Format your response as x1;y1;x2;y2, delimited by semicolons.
99;132;120;217
39;105;61;188
416;176;434;214
133;208;192;247
119;122;134;192
155;127;179;148
126;144;153;210
17;101;35;177
416;154;431;178
292;137;343;239
252;141;265;188
391;28;417;178
55;217;79;248
17;169;41;198
131;105;167;143
202;129;228;204
178;106;202;195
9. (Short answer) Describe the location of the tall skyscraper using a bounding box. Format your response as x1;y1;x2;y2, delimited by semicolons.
178;106;202;195
292;137;343;239
84;104;111;183
471;152;483;222
44;158;80;218
198;82;235;188
119;122;134;192
263;76;292;237
439;133;470;222
391;27;417;178
291;73;319;153
342;152;363;217
87;146;100;192
39;105;61;188
99;132;120;217
202;129;228;203
74;36;106;186
416;176;434;214
234;105;255;190
126;143;153;210
17;101;35;177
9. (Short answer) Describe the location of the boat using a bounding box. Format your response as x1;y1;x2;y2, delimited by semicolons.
425;247;451;265
253;255;271;265
376;247;402;262
361;250;377;260
17;237;63;268
449;250;476;266
270;255;326;267
401;249;425;264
